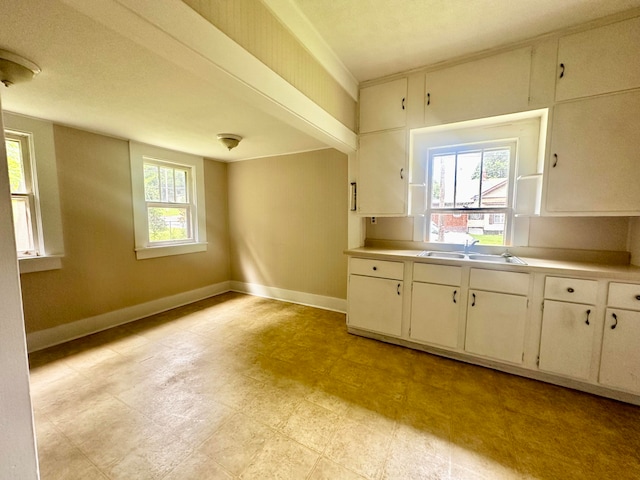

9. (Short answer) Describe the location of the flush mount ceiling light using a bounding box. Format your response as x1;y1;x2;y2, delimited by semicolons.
0;49;41;87
217;133;242;151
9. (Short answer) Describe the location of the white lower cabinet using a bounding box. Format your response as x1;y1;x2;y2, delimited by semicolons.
347;258;404;337
465;290;528;364
410;263;461;348
538;301;596;380
600;309;640;394
410;282;459;348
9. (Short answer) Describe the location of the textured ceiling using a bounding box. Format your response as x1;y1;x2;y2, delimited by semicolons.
293;0;640;81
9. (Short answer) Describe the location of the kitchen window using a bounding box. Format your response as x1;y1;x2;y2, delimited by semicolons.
130;142;207;259
427;141;516;245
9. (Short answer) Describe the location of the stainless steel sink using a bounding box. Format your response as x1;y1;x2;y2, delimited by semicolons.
417;250;526;265
467;253;527;265
417;251;466;259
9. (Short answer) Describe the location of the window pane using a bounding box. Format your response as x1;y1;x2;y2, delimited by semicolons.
159;166;175;202
6;139;26;193
147;207;191;242
455;151;482;208
429;213;506;245
480;149;510;208
144;164;160;201
12;196;34;253
175;169;187;203
431;154;455;208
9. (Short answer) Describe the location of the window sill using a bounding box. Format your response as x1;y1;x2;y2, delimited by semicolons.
135;242;207;260
19;255;63;274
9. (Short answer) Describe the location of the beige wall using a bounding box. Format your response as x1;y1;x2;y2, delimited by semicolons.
19;126;230;334
181;0;356;131
228;149;348;299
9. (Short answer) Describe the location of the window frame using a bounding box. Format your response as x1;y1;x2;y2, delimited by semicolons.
3;112;64;273
425;140;517;244
130;142;207;260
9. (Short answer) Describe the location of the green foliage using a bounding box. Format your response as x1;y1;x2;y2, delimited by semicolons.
471;149;509;180
6;140;25;193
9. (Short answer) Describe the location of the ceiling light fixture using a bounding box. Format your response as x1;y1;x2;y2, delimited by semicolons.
217;133;242;151
0;49;41;87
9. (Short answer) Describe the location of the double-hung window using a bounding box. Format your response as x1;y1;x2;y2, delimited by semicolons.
6;131;37;255
143;161;193;244
3;113;64;273
427;141;516;245
130;142;207;259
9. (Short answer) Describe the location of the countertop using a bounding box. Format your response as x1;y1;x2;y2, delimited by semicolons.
345;247;640;281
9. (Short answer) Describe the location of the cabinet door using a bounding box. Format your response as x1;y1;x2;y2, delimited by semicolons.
359;78;407;133
358;130;407;216
347;275;403;336
600;309;640;395
556;16;640;101
545;90;640;214
410;282;460;348
424;47;531;126
538;300;595;380
465;290;528;364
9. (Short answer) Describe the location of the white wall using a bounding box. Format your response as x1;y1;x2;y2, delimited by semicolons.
0;98;39;478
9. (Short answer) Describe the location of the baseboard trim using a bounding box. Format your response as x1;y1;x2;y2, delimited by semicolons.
230;281;347;313
26;281;232;352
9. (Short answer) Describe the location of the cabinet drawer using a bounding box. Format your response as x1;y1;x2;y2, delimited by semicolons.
544;277;597;304
413;263;461;286
349;258;404;280
608;283;640;310
469;269;529;296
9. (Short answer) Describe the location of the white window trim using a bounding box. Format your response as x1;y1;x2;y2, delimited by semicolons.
4;112;64;273
425;140;517;244
129;142;207;260
410;109;548;247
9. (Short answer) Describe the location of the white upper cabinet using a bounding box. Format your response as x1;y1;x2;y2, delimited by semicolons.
424;47;532;126
556;16;640;102
359;78;407;133
545;90;640;214
358;130;407;216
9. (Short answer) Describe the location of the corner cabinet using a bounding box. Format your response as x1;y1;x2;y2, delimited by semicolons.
357;130;407;216
347;258;404;337
545;90;640;214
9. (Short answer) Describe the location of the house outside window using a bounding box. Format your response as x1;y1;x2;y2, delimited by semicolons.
129;142;207;260
427;141;516;245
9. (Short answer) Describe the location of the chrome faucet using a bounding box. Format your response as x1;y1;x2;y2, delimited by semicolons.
464;239;480;255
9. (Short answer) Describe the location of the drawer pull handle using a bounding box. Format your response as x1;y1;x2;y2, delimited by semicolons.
585;309;591;326
611;312;618;330
559;63;565;79
402;97;405;110
553;153;558;168
636;295;640;301
427;92;430;106
567;287;574;293
453;290;457;304
471;293;476;307
372;266;377;271
397;284;401;296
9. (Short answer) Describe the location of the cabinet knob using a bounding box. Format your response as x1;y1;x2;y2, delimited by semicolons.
567;287;574;293
635;295;640;301
372;266;377;271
